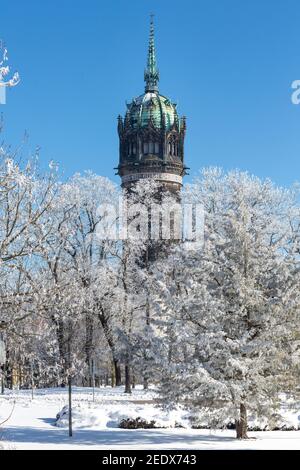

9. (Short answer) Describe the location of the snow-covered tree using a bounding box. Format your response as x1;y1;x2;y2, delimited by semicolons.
155;169;300;438
0;147;57;334
30;171;120;385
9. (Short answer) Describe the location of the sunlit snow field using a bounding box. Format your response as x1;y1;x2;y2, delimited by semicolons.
0;386;300;450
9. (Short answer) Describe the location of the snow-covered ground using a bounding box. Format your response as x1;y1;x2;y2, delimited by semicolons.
0;386;300;450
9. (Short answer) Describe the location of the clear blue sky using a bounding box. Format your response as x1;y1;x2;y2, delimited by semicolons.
1;0;300;186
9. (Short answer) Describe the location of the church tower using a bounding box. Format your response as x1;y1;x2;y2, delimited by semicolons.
116;17;187;192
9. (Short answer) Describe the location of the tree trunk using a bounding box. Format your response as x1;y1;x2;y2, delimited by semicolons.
6;362;13;390
111;362;116;387
143;375;149;390
85;313;94;386
124;362;132;394
235;403;248;439
105;373;109;387
53;318;68;385
143;291;150;390
132;374;136;389
1;368;4;394
98;311;121;387
114;359;122;386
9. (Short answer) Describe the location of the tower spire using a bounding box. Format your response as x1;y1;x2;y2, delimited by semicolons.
144;15;159;93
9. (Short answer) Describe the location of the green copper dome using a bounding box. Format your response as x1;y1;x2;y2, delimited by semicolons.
126;92;178;131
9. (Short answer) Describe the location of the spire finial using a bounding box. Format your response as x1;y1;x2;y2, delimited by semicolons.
144;15;159;93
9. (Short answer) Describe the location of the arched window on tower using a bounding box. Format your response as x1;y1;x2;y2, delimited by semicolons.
168;135;178;157
143;142;149;154
143;141;159;155
127;141;137;157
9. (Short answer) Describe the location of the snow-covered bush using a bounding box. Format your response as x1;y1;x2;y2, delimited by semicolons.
119;417;157;429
